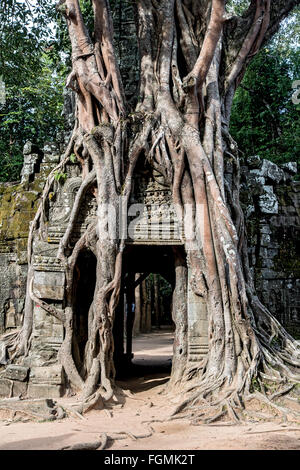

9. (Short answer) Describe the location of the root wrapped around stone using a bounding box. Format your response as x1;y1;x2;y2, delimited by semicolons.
1;0;299;423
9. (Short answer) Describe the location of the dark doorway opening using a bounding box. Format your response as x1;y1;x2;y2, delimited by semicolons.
113;244;186;390
72;249;97;375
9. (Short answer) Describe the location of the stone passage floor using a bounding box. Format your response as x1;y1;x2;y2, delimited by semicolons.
132;330;174;368
0;330;299;450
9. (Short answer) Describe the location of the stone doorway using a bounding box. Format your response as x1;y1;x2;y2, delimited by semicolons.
113;244;186;382
127;271;175;381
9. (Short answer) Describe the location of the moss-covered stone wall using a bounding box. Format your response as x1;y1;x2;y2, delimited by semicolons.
240;157;300;338
0;144;58;335
0;147;299;340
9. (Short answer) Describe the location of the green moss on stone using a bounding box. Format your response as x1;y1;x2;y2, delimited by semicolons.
273;239;300;277
0;172;47;262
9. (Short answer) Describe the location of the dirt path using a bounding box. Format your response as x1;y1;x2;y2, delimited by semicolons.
0;331;299;451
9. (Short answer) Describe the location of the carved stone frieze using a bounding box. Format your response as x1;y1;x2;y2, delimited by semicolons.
48;176;97;244
128;167;183;244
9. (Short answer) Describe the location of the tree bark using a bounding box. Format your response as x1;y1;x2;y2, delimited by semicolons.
6;0;299;420
153;274;160;328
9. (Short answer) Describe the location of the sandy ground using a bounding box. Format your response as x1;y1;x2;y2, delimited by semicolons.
0;330;299;451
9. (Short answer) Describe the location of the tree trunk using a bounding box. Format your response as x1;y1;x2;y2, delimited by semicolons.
141;278;151;334
7;0;300;420
153;274;160;328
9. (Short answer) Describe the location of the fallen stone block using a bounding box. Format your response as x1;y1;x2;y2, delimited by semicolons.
27;384;64;399
0;397;65;421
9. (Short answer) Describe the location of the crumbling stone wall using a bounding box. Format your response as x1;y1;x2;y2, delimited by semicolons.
0;142;61;336
0;150;299;342
0;142;298;399
240;157;300;337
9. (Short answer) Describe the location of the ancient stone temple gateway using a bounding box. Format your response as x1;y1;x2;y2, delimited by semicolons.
0;137;299;399
0;139;209;397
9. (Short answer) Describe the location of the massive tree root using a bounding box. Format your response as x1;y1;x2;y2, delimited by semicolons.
3;0;299;420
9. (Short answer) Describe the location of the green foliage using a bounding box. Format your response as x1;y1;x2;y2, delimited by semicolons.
79;0;95;36
54;170;67;183
230;9;300;166
158;275;172;298
250;376;261;393
69;153;77;164
0;0;68;182
0;0;298;183
226;0;250;16
0;0;133;183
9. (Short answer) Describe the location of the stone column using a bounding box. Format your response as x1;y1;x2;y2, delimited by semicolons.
170;248;188;385
187;269;209;362
132;273;141;336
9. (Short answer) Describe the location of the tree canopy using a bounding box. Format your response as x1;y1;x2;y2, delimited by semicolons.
0;0;299;181
0;0;66;181
230;6;300;165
